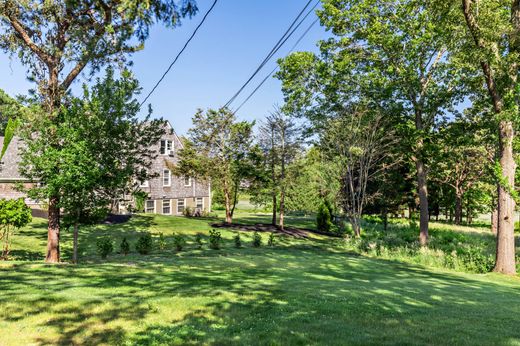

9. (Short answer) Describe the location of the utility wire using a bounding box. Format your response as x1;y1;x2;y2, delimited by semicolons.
233;17;319;114
223;0;317;109
140;0;218;107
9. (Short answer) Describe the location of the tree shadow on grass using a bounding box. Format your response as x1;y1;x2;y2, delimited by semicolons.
2;248;520;345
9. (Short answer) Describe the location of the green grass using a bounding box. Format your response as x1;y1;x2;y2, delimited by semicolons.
1;213;520;345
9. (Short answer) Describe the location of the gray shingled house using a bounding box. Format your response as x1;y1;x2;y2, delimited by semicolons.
0;121;211;216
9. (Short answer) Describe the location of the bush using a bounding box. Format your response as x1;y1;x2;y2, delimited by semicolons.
136;233;153;255
157;232;167;250
120;237;130;255
183;206;194;217
173;233;186;251
96;237;113;259
268;232;275;246
316;202;332;233
195;233;203;249
234;233;242;248
209;229;221;250
0;198;32;259
252;231;262;247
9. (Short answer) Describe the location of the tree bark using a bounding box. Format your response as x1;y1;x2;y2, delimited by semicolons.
279;188;285;231
271;193;277;226
73;222;79;264
351;217;361;238
46;196;60;263
416;158;429;246
454;193;463;225
223;181;232;224
494;120;516;274
491;207;499;235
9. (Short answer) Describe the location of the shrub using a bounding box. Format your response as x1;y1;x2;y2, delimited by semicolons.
195;233;203;249
120;237;130;255
234;233;242;248
157;232;167;250
316;202;332;233
96;237;113;259
136;233;153;255
268;232;275;246
209;229;221;250
252;231;262;247
183;206;194;217
173;233;186;251
0;198;32;259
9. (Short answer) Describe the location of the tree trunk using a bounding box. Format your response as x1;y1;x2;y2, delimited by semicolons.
494;120;516;275
46;196;60;263
454;194;462;225
271;193;277;226
73;222;79;264
351;217;361;237
416;158;429;246
491;207;498;235
279;188;285;231
223;181;232;224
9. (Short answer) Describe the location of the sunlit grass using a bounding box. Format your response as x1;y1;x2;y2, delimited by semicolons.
1;213;520;345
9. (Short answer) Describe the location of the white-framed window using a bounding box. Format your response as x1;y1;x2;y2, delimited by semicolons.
196;197;203;209
160;139;173;155
145;200;155;213
140;180;149;188
184;176;191;187
177;198;185;214
163;169;171;186
162;199;171;214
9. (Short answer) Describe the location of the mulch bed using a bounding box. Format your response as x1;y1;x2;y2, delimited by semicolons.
103;214;132;225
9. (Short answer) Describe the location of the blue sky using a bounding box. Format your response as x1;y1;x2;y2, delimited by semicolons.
0;0;327;135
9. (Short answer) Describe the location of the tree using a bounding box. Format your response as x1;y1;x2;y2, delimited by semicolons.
277;0;460;245
431;119;491;225
172;108;256;224
321;105;397;237
0;198;32;259
0;0;198;262
449;0;519;274
18;69;164;263
257;107;301;229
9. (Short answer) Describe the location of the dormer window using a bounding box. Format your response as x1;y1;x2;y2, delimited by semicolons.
160;140;173;155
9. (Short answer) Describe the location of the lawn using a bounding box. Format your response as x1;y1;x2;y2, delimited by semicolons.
1;212;520;345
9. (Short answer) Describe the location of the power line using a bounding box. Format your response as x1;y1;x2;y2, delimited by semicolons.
233;17;319;114
140;0;218;107
223;0;317;109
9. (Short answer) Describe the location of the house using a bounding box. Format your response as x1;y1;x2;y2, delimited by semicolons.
0;121;211;216
121;121;211;215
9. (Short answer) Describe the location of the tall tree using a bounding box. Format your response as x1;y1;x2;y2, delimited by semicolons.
18;69;164;263
257;107;301;230
452;0;519;274
277;0;459;245
172;108;256;224
0;0;198;262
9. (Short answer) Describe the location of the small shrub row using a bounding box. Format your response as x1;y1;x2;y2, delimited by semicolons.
96;230;278;258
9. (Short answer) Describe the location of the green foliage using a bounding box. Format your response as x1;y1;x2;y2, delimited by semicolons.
172;233;185;251
0;198;32;258
133;191;148;213
209;229;221;250
136;233;153;255
1;117;18;161
157;233;167;250
268;232;275;247
96;237;113;259
195;233;203;249
120;237;130;256
233;233;242;248
183;206;194;217
252;231;262;248
316;203;332;233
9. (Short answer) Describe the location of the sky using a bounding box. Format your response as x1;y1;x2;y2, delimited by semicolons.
0;0;328;135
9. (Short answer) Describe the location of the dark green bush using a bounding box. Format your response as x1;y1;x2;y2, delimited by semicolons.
209;229;221;250
252;231;262;247
234;233;241;248
316;203;332;233
96;237;113;259
173;233;185;251
136;233;153;255
120;237;130;255
195;233;203;249
268;232;275;246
